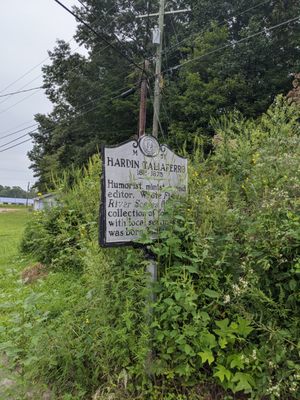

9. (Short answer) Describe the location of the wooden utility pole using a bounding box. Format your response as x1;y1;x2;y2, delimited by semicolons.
137;4;190;138
152;0;165;138
138;60;149;138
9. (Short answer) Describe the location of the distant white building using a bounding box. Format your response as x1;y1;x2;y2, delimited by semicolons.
33;193;57;211
0;197;33;206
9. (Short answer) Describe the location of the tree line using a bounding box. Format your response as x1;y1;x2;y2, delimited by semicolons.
29;0;300;190
0;185;34;198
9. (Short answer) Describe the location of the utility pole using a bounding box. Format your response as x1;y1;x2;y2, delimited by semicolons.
137;5;190;138
26;181;30;207
152;0;165;138
138;60;149;138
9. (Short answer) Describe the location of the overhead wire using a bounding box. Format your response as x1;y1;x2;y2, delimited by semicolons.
0;131;33;149
0;1;127;105
0;91;42;116
162;0;272;58
0;124;38;140
0;138;32;153
0;41;111;115
0;6;143;118
53;0;144;72
164;14;300;73
0;56;52;95
0;42;110;127
0;0;270;112
0;86;43;99
1;0;281;146
0;3;101;105
233;0;270;18
0;74;45;107
168;11;185;61
1;1;144;153
0;119;37;137
0;41;119;118
76;0;89;12
0;82;139;153
5;12;297;152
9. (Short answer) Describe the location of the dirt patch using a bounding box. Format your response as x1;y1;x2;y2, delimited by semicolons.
0;208;20;213
21;263;48;284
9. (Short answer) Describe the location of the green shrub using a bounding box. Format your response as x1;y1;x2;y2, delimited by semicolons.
148;96;300;398
9;96;300;399
20;155;101;270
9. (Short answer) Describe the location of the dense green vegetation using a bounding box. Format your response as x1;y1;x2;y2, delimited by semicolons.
29;0;300;190
1;97;297;399
6;1;299;397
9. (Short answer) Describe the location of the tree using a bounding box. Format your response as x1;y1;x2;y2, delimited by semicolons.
29;0;300;188
164;0;300;148
0;185;33;198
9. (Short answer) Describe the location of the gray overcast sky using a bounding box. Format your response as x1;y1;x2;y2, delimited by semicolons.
0;0;84;190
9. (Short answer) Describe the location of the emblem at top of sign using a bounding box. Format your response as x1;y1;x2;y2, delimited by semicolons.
139;135;160;157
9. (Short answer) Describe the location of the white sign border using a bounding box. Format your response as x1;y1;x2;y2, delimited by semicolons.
99;137;188;247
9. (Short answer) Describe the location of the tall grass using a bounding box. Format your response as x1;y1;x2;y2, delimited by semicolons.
2;97;300;399
0;208;30;263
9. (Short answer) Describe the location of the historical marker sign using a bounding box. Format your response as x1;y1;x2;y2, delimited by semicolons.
99;136;188;246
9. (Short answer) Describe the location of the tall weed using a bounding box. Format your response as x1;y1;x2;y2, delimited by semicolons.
13;96;300;399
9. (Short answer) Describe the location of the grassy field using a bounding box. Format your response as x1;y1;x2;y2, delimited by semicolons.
0;208;79;399
0;207;51;399
0;207;32;321
0;207;32;308
0;207;31;263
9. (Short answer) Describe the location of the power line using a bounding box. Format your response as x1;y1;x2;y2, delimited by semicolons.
0;12;140;116
0;56;50;95
76;0;89;12
0;3;125;104
0;82;138;153
75;1;148;59
53;0;144;72
0;74;44;107
235;0;270;17
165;14;300;73
0;120;36;137
0;28;76;96
4;5;293;154
0;25;141;120
0;86;43;99
0;43;121;124
0;132;33;149
0;2;146;119
0;43;111;117
76;0;118;17
0;138;32;153
0;124;38;140
0;45;110;117
0;91;41;116
163;0;272;58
